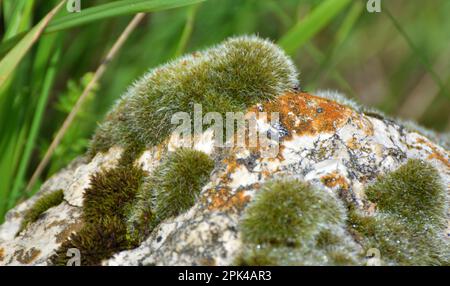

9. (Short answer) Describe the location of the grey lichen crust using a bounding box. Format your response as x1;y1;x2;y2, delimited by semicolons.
0;36;449;266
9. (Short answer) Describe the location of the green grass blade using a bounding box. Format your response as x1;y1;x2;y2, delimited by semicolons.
0;126;27;219
0;1;64;90
174;3;200;57
2;0;35;41
0;0;207;61
8;37;61;210
309;1;363;85
278;0;352;55
48;0;206;33
334;1;363;50
384;6;448;100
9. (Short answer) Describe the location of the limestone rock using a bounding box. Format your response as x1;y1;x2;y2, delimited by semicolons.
0;92;448;266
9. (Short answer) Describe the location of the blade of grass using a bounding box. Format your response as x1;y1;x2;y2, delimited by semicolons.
278;0;352;55
8;36;62;209
0;0;38;99
0;0;65;90
174;3;200;57
2;0;35;41
26;13;146;193
384;6;448;100
0;58;35;221
0;128;25;218
0;0;207;57
309;1;363;85
334;1;363;52
397;52;450;120
2;0;13;24
266;0;293;29
49;0;205;33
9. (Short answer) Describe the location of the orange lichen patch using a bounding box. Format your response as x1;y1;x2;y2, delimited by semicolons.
14;247;41;264
206;187;251;211
416;138;450;169
0;248;4;262
249;92;355;139
321;172;350;191
218;155;241;184
428;152;450;169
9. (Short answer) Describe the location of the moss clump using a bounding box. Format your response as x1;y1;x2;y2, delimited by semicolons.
366;159;446;224
50;166;145;266
126;148;214;242
152;148;214;219
348;159;449;265
240;179;343;246
89;36;298;157
18;190;64;235
237;178;362;265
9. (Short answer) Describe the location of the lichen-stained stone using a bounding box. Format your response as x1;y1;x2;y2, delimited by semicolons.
0;203;82;265
106;91;449;266
0;157;84;243
0;148;121;265
0;91;448;266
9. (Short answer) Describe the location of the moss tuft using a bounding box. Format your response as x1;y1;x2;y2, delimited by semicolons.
50;165;145;266
240;179;343;246
237;178;362;265
348;159;449;265
89;35;298;155
153;148;214;219
18;190;64;235
366;159;446;224
126;148;214;241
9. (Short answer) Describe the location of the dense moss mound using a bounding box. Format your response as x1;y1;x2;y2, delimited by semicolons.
237;178;362;265
349;159;449;265
365;159;446;224
89;36;298;157
50;166;145;266
126;148;214;243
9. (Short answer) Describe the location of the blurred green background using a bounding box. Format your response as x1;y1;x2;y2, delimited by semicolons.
0;0;449;222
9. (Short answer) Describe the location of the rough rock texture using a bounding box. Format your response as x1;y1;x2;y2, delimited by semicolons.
0;92;448;266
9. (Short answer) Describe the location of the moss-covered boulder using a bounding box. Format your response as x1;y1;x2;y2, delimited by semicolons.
0;36;448;266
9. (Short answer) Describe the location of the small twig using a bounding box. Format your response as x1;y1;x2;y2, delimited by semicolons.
26;13;146;192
